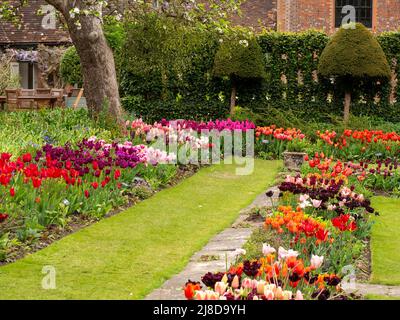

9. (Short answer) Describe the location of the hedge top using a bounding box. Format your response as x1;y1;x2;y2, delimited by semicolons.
213;35;267;80
318;23;391;80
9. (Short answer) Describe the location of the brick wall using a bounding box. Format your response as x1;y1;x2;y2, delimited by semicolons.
276;0;400;34
230;0;277;30
375;0;400;33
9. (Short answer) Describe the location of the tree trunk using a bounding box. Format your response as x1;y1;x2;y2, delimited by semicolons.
230;80;237;116
344;91;351;124
49;1;124;124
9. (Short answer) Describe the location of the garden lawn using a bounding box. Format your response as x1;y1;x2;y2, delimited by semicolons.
0;159;281;299
370;197;400;285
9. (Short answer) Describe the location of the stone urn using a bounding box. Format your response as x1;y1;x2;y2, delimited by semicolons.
283;151;306;171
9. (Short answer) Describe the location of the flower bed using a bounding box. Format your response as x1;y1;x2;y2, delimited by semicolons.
183;148;380;300
0;118;255;263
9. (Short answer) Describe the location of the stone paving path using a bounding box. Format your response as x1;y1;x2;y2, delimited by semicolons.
145;184;400;300
145;187;280;300
346;283;400;298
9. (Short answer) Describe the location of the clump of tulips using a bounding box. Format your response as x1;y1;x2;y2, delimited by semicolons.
316;129;400;160
0;137;178;262
184;245;345;300
255;125;308;159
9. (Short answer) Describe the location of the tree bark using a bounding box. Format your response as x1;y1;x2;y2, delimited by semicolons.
47;1;124;124
344;90;351;125
230;80;237;116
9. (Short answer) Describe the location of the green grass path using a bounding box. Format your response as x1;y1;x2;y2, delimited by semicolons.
371;197;400;286
0;160;281;299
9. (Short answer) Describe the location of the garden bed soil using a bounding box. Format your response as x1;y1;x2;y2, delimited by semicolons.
0;165;200;266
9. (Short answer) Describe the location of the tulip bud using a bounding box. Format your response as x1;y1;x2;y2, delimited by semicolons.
256;280;266;295
310;255;324;270
214;282;227;295
231;275;240;289
264;289;275;300
282;290;293;300
295;290;304;300
275;286;284;300
221;273;228;284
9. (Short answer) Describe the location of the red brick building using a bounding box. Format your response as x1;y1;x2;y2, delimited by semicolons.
232;0;400;33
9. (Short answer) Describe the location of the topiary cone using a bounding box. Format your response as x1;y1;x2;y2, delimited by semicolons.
318;23;391;124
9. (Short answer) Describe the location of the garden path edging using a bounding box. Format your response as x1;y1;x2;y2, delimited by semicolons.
144;187;280;300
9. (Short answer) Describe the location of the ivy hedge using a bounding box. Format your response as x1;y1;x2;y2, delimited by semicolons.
120;25;400;122
61;15;400;123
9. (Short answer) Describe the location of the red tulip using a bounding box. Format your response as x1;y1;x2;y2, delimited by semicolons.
84;190;90;198
114;170;121;180
32;178;42;189
0;213;9;223
10;188;15;197
22;153;32;163
91;182;99;189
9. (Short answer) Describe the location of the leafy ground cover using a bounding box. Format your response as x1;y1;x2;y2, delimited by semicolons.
370;197;400;286
0;159;281;299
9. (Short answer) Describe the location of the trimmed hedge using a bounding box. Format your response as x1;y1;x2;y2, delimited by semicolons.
59;15;400;123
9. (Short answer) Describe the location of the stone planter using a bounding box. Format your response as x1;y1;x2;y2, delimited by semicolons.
283;151;306;171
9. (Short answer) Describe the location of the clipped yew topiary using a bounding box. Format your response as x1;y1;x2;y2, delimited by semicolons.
213;34;266;115
318;23;391;123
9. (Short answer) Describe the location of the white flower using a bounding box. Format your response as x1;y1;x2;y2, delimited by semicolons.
278;247;299;260
299;200;311;209
295;290;304;300
299;194;310;202
62;199;70;206
310;255;324;269
311;199;322;208
262;243;276;256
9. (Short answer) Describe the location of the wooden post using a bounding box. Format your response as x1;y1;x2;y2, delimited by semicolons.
73;89;84;109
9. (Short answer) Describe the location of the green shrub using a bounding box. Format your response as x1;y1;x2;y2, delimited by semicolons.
318;23;391;79
60;46;83;86
213;35;266;80
318;23;391;123
213;33;267;114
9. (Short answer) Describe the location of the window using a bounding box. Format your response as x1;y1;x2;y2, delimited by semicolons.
335;0;373;28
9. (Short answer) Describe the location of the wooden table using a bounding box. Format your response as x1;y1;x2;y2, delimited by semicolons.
0;96;6;110
18;95;58;109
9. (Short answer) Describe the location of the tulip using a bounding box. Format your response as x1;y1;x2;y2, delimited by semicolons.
282;290;293;300
194;290;206;300
256;280;266;295
214;282;227;295
10;188;15;197
312;199;322;208
295;290;304;300
241;278;253;289
262;243;276;256
275;286;284;300
205;290;219;300
264;289;274;300
221;273;228;284
231;275;240;289
278;247;299;260
310;255;324;270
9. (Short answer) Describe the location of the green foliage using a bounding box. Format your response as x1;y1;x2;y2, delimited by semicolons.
120;12;230;119
318;23;391;80
213;33;267;80
0;108;114;155
60;20;126;87
60;46;83;86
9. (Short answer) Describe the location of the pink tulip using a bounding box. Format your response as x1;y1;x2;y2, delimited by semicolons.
231;275;240;289
214;282;227;295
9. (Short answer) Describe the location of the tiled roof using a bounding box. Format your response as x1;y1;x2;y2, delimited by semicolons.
0;0;71;46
